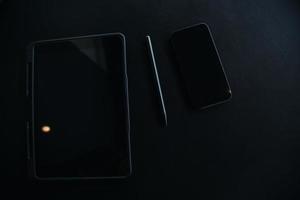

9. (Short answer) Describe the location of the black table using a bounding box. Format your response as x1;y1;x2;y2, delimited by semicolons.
1;0;300;199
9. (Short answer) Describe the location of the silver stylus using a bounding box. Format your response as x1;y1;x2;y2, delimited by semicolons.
146;35;168;127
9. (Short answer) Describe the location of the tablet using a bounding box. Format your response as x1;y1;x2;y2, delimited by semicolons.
26;33;131;180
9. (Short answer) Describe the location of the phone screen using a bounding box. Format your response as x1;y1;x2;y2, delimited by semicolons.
30;34;131;179
171;24;231;109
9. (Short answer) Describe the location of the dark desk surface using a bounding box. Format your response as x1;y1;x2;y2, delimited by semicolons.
1;0;300;199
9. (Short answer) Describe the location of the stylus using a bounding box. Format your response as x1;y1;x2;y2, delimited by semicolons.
146;35;168;127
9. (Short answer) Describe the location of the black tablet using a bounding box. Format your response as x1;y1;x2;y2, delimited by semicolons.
26;33;131;180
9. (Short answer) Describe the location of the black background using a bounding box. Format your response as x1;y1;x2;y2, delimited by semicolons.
1;0;300;199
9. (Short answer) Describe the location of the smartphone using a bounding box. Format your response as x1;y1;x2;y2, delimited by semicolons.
170;23;232;109
26;33;131;180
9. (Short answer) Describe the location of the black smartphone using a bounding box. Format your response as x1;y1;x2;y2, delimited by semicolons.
26;33;131;180
170;23;232;109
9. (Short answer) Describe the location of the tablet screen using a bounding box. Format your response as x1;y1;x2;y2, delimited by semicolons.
31;34;131;179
